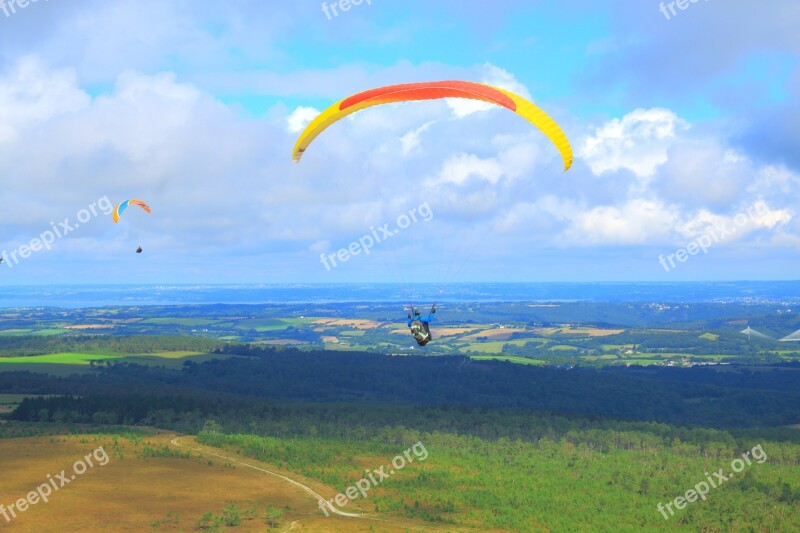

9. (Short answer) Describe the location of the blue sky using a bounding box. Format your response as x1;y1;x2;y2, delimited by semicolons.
0;0;798;284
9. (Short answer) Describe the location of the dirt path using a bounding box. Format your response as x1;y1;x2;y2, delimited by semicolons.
170;436;362;518
169;435;471;532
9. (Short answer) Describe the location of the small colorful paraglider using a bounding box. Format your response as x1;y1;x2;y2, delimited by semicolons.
113;200;151;253
113;199;151;223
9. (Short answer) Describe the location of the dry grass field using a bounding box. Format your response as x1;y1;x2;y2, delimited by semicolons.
312;319;381;330
461;328;526;341
388;326;478;338
554;327;625;337
0;432;453;532
427;327;480;338
253;339;306;346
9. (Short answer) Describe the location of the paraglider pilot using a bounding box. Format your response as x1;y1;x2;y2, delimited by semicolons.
407;305;435;346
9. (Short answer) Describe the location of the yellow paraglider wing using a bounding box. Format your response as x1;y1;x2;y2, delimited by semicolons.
292;80;572;170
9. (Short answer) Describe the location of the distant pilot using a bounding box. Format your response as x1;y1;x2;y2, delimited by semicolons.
407;305;436;346
136;246;143;254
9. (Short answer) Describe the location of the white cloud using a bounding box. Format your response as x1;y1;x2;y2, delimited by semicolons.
560;196;793;248
747;164;799;195
579;108;689;178
431;153;506;186
400;120;436;155
0;56;90;145
493;195;574;233
287;106;319;133
564;199;680;245
655;140;750;208
749;201;793;229
675;201;792;242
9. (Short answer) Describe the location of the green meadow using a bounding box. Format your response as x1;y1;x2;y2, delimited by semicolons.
140;318;222;326
235;317;315;332
0;351;232;372
0;352;120;364
470;355;546;365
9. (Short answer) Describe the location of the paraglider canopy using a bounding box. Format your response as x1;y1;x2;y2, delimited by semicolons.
292;80;573;170
113;200;151;223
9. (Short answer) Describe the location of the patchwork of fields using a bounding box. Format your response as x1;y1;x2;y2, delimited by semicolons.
2;303;800;369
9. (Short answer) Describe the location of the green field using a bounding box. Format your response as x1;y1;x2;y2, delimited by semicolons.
470;355;546;365
140;318;221;326
582;354;620;361
0;328;33;335
621;358;662;365
0;351;227;372
235;317;314;332
650;353;732;361
548;344;580;352
461;338;548;354
134;350;207;358
0;352;120;365
462;341;505;353
0;327;68;336
603;343;636;349
37;328;69;336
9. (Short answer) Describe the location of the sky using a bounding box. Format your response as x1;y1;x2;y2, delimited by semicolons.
0;0;798;284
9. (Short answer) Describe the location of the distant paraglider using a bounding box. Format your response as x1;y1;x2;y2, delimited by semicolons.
113;199;151;253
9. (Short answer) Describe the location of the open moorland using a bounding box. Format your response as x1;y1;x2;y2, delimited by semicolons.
0;430;449;532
